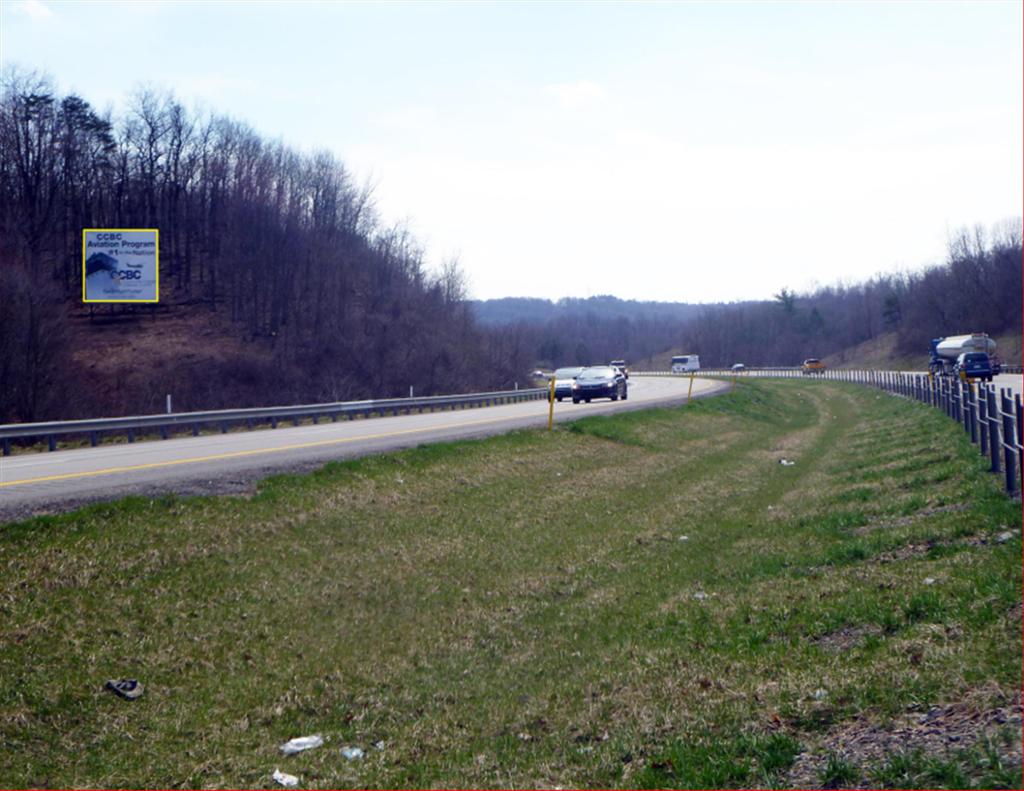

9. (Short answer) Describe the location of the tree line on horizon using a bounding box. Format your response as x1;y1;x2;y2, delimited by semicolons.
475;226;1021;370
0;69;1019;424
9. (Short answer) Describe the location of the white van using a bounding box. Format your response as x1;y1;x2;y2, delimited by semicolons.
671;354;700;374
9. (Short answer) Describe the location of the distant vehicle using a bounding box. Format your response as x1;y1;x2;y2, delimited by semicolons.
671;355;700;374
954;352;994;382
610;359;629;379
929;333;996;377
991;356;1003;376
531;370;545;378
802;359;825;375
552;366;585;402
572;366;627;403
731;363;746;372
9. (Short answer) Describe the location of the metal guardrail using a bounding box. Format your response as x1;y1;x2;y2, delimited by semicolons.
0;387;547;456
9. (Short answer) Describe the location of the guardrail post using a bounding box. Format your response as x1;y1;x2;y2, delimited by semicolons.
988;388;1001;474
2;438;9;456
90;431;99;447
1001;389;1018;495
220;421;228;434
128;429;135;443
160;425;169;440
967;384;977;443
1017;394;1023;488
961;380;971;435
47;435;56;452
979;386;989;455
271;417;278;429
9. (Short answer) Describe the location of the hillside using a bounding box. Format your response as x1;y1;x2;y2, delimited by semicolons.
634;329;1022;373
66;295;286;419
823;333;925;371
824;331;1022;371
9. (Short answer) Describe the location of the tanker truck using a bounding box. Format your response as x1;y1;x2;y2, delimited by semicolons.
928;333;996;377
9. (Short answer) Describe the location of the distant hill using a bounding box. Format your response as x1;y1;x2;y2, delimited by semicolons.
471;295;720;325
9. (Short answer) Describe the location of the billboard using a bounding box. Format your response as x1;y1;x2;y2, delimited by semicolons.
82;229;159;303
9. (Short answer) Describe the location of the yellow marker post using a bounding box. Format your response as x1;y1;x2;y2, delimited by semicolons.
548;376;556;430
687;372;695;403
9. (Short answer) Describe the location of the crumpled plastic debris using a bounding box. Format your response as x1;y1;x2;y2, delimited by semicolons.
341;746;364;760
813;688;828;701
923;577;936;585
996;531;1015;544
272;768;299;787
105;679;144;700
373;740;385;751
279;735;324;755
678;535;689;541
693;591;709;600
779;459;796;466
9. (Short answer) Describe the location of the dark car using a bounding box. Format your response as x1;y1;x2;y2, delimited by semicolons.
955;352;993;382
572;366;627;403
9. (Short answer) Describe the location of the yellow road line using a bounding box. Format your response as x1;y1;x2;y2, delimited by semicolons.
0;412;530;488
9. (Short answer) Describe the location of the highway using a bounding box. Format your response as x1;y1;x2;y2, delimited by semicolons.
982;373;1021;397
0;375;727;519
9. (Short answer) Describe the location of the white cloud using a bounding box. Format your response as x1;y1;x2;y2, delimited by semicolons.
543;80;606;109
11;0;53;20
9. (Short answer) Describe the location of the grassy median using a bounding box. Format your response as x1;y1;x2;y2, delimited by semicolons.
0;381;1020;789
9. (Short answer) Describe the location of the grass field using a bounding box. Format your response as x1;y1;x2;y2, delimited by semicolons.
0;381;1020;789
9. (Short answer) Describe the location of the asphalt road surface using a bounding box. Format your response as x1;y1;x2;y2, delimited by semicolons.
985;373;1022;397
0;375;727;520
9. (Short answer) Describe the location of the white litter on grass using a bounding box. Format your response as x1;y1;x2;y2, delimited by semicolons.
678;535;689;541
279;735;324;755
693;591;709;600
272;768;299;787
373;740;385;751
341;746;364;760
779;459;796;466
813;688;828;701
923;577;937;585
996;531;1015;544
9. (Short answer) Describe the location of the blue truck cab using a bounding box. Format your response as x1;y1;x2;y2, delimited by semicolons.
928;338;944;375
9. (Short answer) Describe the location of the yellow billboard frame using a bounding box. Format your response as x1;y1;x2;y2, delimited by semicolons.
82;228;160;303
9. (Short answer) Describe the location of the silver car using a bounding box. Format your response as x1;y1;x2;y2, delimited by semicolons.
552;367;585;401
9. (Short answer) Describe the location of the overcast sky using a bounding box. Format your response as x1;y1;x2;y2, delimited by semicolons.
3;0;1021;302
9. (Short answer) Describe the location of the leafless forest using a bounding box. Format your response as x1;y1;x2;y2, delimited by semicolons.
1;70;1020;423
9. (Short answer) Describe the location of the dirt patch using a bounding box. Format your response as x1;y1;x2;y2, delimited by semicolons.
854;504;970;535
812;624;884;653
785;691;1023;788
